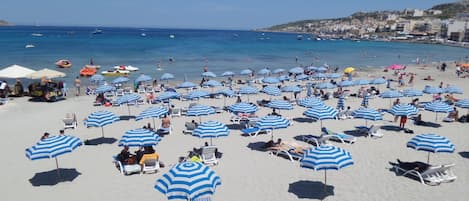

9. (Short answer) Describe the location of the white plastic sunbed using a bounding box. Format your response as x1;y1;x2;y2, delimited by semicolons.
322;127;356;144
391;161;456;185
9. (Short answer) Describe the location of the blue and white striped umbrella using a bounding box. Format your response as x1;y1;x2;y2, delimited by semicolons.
403;89;423;97
307;66;319;71
316;67;328;72
117;93;142;105
157;91;180;101
278;75;290;81
352;107;382;126
119;128;161;147
304;105;338;129
26;135;82;160
380;90;403;98
455;99;469;109
266;100;294;110
425;101;453;121
221;71;234;77
370;77;386;85
300;146;353;186
298;97;324;108
256;115;290;139
326;73;341;79
187;105;215;122
184;90;211;100
316;82;336;89
354;79;370;86
160;73;175;81
296;74;309;81
273;68;285;74
90;74;105;84
112;76;130;84
361;94;369;107
201;71;217;78
155;162;221;201
337;80;355;87
445;85;463;94
136;106;169;123
258;68;271;75
312;73;327;79
261;86;281;96
228;102;257;114
135;74;152;82
238;86;258;94
240;69;252;75
193;121;230;145
262;77;280;84
423;86;445;94
337;96;345;110
407;133;455;163
95;85;116;94
202;80;222;87
217;88;235;97
281;85;302;93
289;67;304;74
389;104;418;117
85;111;119;137
177;81;197;89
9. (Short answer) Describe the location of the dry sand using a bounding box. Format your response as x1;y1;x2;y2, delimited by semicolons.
1;62;469;201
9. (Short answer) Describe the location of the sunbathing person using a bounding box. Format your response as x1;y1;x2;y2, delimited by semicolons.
157;115;171;134
389;159;430;173
117;146;136;165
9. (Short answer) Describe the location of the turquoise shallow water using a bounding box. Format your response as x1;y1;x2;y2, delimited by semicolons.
1;25;468;85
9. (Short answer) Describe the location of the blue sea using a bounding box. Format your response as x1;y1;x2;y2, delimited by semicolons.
1;25;468;85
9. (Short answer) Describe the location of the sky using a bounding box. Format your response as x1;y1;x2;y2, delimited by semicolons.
0;0;456;29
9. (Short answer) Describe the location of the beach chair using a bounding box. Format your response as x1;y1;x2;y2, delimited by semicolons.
137;85;146;94
139;153;160;174
115;89;124;96
183;121;198;134
322;127;356;144
301;134;333;147
241;127;271;137
355;124;384;138
268;144;305;162
391;160;456;185
113;158;141;175
170;108;182;117
157;126;172;135
63;113;78;129
200;146;219;165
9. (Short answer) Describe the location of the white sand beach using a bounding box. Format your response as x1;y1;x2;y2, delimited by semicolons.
2;63;469;201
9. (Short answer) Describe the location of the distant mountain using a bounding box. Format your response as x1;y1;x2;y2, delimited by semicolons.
0;20;9;26
431;1;469;19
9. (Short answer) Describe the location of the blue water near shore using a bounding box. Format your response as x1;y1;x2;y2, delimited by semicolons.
1;25;468;85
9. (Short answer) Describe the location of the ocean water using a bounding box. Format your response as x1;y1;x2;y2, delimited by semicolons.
1;25;468;85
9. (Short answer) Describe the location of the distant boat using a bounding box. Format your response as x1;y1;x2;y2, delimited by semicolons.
101;70;130;76
141;33;146;37
31;33;43;37
25;44;35;48
92;29;103;34
113;65;139;71
297;35;303;40
55;59;72;68
169;34;175;39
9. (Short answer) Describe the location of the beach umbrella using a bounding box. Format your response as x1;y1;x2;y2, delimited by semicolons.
296;74;309;81
240;69;252;75
135;74;152;83
343;67;354;74
201;71;217;78
228;102;257;114
157;91;180;101
445;85;463;94
25;135;82;178
304;105;338;129
424;101;453;121
184;90;211;100
289;67;304;74
386;64;405;70
238;86;258;101
423;86;445;94
407;133;455;163
262;77;280;84
307;66;319;71
155;162;221;201
389;103;419;117
160;73;175;83
203;80;222;87
119;128;161;147
278;75;290;81
403;89;423;97
89;74;105;84
300;145;353;191
298;97;324;108
352;107;382;126
317;67;328;72
337;96;345;110
337;80;355;87
281;85;302;93
354;79;370;86
312;73;327;80
316;82;336;89
361;94;369;108
0;64;36;78
261;86;281;96
258;68;271;76
187;104;216;122
135;106;169;128
85;111;119;138
177;81;197;89
326;73;341;79
455;99;469;111
112;76;130;84
255;115;290;140
217;88;235;106
370;77;386;85
273;68;285;74
117;93;142;115
95;85;115;94
221;71;234;77
266;100;293;110
27;68;66;79
193;121;230;145
380;90;404;107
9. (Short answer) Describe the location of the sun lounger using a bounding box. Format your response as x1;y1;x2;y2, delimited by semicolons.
170;108;182;117
390;160;457;185
268;143;306;162
241;127;271;137
63;113;78;129
183;121;198;134
355;125;384;138
322;127;356;144
113;157;141;175
301;134;333;147
200;146;219;165
139;153;160;174
157;126;172;135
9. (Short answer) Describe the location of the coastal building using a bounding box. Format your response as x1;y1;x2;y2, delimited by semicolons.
446;20;467;41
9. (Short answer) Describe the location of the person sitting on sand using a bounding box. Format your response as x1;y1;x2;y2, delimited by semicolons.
40;132;50;140
157;115;171;134
444;107;459;122
423;75;434;81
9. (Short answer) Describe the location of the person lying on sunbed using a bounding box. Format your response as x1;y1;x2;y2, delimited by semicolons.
264;138;307;154
389;159;430;173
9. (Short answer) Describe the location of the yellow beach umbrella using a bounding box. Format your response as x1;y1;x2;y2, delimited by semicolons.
344;67;355;74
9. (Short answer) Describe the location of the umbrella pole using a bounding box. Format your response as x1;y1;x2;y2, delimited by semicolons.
320;120;323;131
427;152;430;164
365;119;368;127
435;113;438;121
55;157;62;179
127;104;131;116
152;117;156;129
210;138;213;146
324;170;327;193
101;127;105;138
199;116;202;124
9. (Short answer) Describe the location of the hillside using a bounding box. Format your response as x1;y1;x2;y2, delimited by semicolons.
431;1;469;19
0;20;9;25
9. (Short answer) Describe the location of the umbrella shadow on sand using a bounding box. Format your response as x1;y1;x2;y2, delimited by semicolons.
247;141;269;152
293;117;316;123
380;125;402;132
84;137;117;145
288;180;334;200
226;123;245;130
458;151;469;159
29;168;81;186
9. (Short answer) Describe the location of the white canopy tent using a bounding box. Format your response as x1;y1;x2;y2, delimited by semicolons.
27;68;66;79
0;64;37;79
